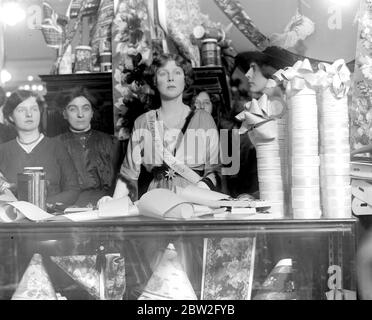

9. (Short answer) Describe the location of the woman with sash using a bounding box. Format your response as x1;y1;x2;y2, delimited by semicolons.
101;53;220;202
99;53;220;298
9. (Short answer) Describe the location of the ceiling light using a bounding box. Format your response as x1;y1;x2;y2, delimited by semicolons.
31;84;37;91
37;85;43;91
0;2;26;26
27;75;34;81
0;69;12;84
24;84;30;90
6;92;11;97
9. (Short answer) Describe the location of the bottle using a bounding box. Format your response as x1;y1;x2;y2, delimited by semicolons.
17;167;46;210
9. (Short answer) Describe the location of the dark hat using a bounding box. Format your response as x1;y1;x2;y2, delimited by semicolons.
235;46;298;73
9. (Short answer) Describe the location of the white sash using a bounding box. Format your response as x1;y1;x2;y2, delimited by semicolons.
147;111;202;184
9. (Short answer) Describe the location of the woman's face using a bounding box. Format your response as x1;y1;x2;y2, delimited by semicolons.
10;96;40;132
64;96;93;131
245;62;269;94
156;60;185;100
194;91;213;114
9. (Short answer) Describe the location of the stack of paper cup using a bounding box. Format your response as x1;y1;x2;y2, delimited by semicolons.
277;113;290;213
289;87;321;219
319;87;351;218
256;132;286;218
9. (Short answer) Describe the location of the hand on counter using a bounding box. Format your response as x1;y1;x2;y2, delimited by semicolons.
96;196;113;209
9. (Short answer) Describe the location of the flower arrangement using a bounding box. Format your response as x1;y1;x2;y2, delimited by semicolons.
112;0;153;140
350;0;372;150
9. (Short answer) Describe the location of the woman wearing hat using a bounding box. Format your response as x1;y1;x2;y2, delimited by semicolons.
227;46;293;197
0;89;80;210
56;86;121;207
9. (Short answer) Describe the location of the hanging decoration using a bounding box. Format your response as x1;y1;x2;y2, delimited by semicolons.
213;0;333;70
163;0;204;66
350;0;372;150
111;0;153;140
66;0;100;18
212;0;270;50
90;0;115;68
270;10;315;49
40;2;67;49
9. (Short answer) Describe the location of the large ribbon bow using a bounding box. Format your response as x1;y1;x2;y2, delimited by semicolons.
274;59;319;97
316;59;351;99
235;94;277;143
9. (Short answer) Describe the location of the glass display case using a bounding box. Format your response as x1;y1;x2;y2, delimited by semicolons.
0;217;357;300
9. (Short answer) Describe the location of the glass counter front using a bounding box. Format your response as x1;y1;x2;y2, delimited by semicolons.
0;218;357;300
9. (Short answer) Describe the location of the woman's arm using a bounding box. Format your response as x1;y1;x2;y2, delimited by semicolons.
199;111;221;190
113;121;144;201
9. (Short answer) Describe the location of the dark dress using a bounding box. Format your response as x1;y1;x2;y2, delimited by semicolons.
0;137;80;207
0;123;16;144
59;129;121;206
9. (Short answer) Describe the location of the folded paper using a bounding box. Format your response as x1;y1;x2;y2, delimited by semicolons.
352;197;372;216
12;254;57;300
176;185;271;209
51;254;126;300
0;201;54;223
351;180;372;206
138;188;194;219
138;243;197;300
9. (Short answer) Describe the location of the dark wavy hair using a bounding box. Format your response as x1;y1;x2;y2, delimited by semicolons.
146;53;194;108
3;90;44;124
54;86;99;111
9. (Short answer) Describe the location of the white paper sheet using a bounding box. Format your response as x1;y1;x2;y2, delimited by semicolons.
0;201;54;223
138;188;194;219
177;185;271;208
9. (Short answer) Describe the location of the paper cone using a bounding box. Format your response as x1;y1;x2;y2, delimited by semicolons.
12;254;57;300
51;254;125;300
138;243;197;300
253;258;297;300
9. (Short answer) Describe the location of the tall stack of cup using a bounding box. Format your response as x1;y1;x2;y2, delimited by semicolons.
277;112;290;214
256;121;286;219
318;61;351;218
287;60;321;219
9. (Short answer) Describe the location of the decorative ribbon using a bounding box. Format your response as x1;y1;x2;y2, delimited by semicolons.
274;58;319;97
147;111;202;184
316;59;351;99
213;0;270;50
235;94;277;143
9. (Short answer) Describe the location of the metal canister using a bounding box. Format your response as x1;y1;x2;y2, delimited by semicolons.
17;167;46;210
201;38;218;66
